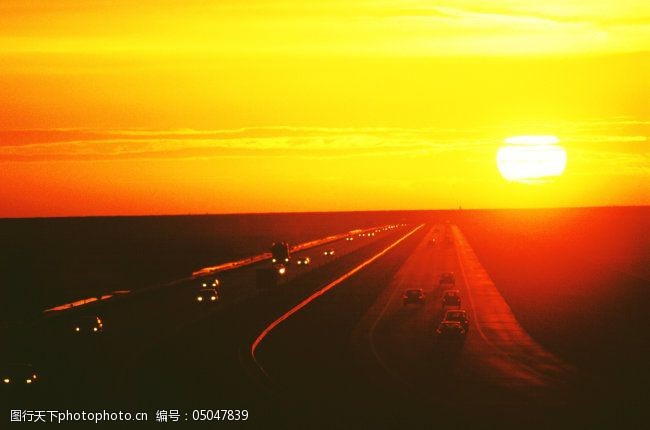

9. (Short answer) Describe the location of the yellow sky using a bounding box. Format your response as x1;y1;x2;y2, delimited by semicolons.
0;1;648;216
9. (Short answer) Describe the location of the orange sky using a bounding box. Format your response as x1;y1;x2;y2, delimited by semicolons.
0;1;648;217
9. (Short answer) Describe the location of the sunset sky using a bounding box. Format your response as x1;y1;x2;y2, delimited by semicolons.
1;0;648;217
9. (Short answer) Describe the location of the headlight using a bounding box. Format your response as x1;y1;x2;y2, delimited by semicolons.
3;378;9;384
197;296;203;301
272;258;277;263
210;296;216;301
26;379;32;384
75;327;80;332
93;327;98;332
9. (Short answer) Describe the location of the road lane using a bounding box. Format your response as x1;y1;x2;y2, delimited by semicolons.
357;223;573;404
1;223;410;410
451;225;573;392
124;224;420;414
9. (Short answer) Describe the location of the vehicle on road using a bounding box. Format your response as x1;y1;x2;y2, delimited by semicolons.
443;309;469;332
1;363;39;386
439;272;456;286
435;321;466;341
271;242;290;264
345;237;354;241
323;249;335;256
429;238;436;246
73;315;103;334
196;288;219;303
402;288;425;305
442;290;461;307
201;278;220;289
296;257;311;266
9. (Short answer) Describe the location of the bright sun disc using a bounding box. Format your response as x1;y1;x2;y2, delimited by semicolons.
497;136;566;183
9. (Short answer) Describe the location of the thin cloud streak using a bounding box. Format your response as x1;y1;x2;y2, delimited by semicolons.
0;126;646;180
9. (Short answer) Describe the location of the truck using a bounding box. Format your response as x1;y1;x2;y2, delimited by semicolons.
271;242;290;265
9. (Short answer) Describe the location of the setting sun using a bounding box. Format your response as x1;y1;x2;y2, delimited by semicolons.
497;136;567;183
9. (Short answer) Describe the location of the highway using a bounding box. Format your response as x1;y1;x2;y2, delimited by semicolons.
249;224;578;427
1;220;640;427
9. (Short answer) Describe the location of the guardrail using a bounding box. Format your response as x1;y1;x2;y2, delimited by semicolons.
42;224;402;315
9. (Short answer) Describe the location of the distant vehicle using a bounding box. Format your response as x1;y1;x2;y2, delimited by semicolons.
402;288;425;305
443;309;469;332
196;288;219;303
73;315;103;334
439;272;456;286
256;268;280;289
435;321;466;341
345;237;354;241
271;242;290;264
201;278;220;289
442;290;461;307
1;363;39;386
296;257;311;266
429;238;436;246
323;249;335;256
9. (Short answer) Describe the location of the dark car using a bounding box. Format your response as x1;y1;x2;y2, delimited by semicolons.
442;290;461;307
443;309;469;332
402;288;425;305
1;363;39;387
439;272;456;286
435;321;466;341
196;288;219;303
73;315;103;334
296;257;311;266
200;278;220;289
